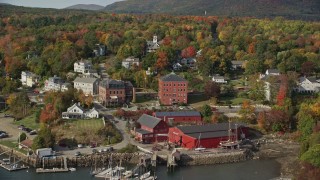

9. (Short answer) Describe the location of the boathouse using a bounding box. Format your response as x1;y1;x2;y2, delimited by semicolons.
168;123;248;149
133;114;169;143
153;111;202;125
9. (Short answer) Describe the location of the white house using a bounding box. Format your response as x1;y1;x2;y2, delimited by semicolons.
73;77;98;95
260;69;280;79
85;108;99;119
146;35;160;53
212;75;227;84
296;77;320;93
122;57;140;69
62;103;99;119
21;71;40;87
231;61;244;70
74;60;92;74
44;75;68;92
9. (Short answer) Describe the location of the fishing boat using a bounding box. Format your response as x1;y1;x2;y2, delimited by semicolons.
139;171;151;180
69;167;76;172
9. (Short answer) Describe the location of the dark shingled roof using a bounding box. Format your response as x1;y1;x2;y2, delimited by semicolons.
138;114;162;128
155;111;201;117
177;123;245;134
306;77;318;83
160;72;186;82
267;69;280;74
187;131;234;139
135;128;152;135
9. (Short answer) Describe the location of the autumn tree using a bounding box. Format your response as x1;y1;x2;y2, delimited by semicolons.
7;92;31;120
204;81;221;99
238;100;256;124
181;46;196;58
32;124;55;150
155;51;168;71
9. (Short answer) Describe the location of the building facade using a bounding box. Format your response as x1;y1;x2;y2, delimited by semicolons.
146;36;160;53
168;123;248;149
122;57;140;69
21;71;40;87
74;60;92;74
133;114;169;143
73;77;98;95
296;77;320;93
153;111;202;125
62;103;99;119
158;73;188;105
44;75;68;92
99;79;133;106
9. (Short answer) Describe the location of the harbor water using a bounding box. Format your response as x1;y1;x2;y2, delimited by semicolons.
0;159;281;180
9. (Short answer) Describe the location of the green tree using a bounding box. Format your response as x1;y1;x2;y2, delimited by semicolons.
200;104;213;117
300;144;320;167
18;132;27;142
32;124;55;150
297;112;316;141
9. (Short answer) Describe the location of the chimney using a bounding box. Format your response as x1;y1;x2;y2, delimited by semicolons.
153;35;157;43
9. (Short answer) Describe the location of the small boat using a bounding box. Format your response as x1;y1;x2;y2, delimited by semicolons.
69;168;76;172
140;171;151;180
2;158;10;165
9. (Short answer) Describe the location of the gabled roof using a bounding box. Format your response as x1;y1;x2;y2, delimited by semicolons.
177;123;245;134
155;111;201;117
160;72;186;82
100;79;125;89
67;103;84;113
212;75;225;80
187;131;233;139
74;77;97;84
138;114;162;129
306;77;318;83
266;69;280;74
86;108;98;114
231;61;244;65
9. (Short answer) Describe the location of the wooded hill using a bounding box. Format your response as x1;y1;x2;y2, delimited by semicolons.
105;0;320;20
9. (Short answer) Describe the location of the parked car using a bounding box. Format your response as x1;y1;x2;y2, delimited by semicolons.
0;133;8;138
92;149;97;154
18;125;25;130
75;151;81;156
29;130;37;135
4;114;11;117
77;144;83;148
23;127;32;133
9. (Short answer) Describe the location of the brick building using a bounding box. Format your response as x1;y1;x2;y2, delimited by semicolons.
158;72;188;105
153;111;202;126
133;114;169;143
99;79;133;106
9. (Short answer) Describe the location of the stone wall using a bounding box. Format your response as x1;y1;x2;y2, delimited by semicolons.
178;150;250;166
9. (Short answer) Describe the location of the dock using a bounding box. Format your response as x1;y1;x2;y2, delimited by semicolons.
36;157;69;173
0;156;29;171
0;161;28;171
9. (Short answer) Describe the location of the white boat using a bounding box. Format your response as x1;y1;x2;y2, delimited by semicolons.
145;176;157;180
69;168;76;172
140;171;151;180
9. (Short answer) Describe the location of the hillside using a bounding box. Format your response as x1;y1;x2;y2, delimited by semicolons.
65;4;104;11
105;0;320;20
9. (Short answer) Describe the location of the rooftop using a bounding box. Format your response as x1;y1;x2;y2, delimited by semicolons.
73;77;97;84
177;123;246;134
138;114;162;129
187;131;234;139
135;128;152;135
155;111;201;117
160;72;186;82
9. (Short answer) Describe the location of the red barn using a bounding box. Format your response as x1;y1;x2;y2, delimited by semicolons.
153;111;202;125
168;123;248;149
133;114;169;143
158;73;188;105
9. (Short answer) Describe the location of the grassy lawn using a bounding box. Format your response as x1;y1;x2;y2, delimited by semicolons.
70;119;104;131
53;119;105;145
13;113;40;130
0;140;28;154
219;96;251;105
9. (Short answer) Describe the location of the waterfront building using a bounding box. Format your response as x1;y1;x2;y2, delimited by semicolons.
168;123;248;149
133;114;169;143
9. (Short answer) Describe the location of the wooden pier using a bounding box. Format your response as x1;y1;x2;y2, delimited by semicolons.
36;157;69;173
0;161;28;171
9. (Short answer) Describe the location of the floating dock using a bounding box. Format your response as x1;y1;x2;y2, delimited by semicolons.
36;167;69;173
